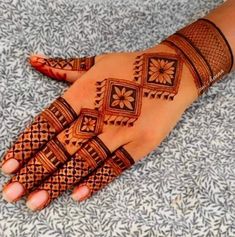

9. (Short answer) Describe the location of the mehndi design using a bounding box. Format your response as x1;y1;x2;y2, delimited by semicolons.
2;97;77;167
33;56;95;81
36;137;111;201
77;147;135;200
95;78;143;127
9;109;104;192
163;18;233;95
133;53;183;100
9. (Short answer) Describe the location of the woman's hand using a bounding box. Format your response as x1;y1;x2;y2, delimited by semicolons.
1;17;232;211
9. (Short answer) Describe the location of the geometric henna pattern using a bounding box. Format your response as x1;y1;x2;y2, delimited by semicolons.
43;56;95;71
133;53;183;100
34;56;96;81
77;147;135;200
163;19;233;95
59;108;104;155
36;137;111;201
2;97;77;167
95;78;142;127
11;137;71;192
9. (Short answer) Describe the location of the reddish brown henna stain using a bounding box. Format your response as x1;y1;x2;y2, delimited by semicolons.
163;18;233;95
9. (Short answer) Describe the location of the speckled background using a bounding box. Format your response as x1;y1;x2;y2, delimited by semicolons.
0;0;234;236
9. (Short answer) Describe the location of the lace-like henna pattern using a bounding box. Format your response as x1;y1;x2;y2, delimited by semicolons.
36;137;111;202
78;147;135;200
133;53;183;100
163;18;233;95
95;78;142;127
9;109;104;192
34;56;95;81
2;97;77;167
59;108;104;155
10;137;71;192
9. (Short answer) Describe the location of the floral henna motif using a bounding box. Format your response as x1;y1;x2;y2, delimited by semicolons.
36;137;111;202
133;53;183;100
163;19;233;95
95;78;142;127
2;97;77;167
78;147;135;200
59;109;104;155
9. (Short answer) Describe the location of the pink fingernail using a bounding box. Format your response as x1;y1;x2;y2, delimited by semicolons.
1;159;20;174
72;185;90;202
26;190;49;211
2;182;25;202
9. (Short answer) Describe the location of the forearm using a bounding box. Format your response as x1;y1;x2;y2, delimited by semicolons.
145;0;235;106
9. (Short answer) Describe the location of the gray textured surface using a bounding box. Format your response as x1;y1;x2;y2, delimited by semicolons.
0;0;235;236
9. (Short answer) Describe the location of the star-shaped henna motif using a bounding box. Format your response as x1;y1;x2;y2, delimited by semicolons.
95;78;142;127
133;53;183;100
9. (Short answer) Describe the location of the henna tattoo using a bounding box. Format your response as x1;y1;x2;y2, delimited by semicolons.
79;147;134;199
9;108;105;192
134;53;183;100
11;137;71;191
40;56;95;71
133;53;183;100
59;108;104;155
95;78;142;127
33;56;95;81
163;19;233;95
36;137;111;201
2;97;77;167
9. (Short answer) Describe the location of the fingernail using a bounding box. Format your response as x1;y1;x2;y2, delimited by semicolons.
29;55;46;67
2;182;25;202
72;185;90;202
1;159;20;174
26;190;49;211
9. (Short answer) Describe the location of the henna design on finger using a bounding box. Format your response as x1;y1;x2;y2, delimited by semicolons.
10;137;71;191
78;147;134;200
95;78;142;127
2;97;77;167
9;109;104;192
133;53;183;100
163;19;233;95
36;137;111;201
32;56;95;81
38;56;95;71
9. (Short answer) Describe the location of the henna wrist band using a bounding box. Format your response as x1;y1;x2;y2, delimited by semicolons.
163;18;233;95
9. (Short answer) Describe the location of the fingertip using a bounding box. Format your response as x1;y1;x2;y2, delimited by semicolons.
1;159;20;174
2;182;25;203
29;54;46;67
26;190;50;211
71;185;91;202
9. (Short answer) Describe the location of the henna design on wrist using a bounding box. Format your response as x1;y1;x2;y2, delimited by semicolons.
36;137;111;201
133;53;183;100
95;78;143;127
79;147;135;199
163;19;233;95
2;97;77;167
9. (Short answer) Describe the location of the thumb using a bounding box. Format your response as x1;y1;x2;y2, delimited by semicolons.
29;54;96;84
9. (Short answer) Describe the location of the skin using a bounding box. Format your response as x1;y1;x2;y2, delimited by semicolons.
1;0;235;211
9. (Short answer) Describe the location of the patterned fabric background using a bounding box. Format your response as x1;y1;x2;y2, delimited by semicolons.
0;0;234;236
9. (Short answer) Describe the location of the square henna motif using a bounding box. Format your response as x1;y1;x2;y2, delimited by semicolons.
134;53;183;99
73;109;103;138
95;78;142;126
